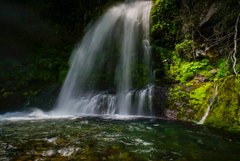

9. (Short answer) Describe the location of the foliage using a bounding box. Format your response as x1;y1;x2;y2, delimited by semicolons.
150;0;240;132
131;64;150;89
169;85;191;120
154;47;170;62
189;82;213;122
151;0;182;49
190;83;212;108
23;90;40;98
151;0;182;84
169;59;213;83
0;46;72;95
169;86;189;105
216;58;231;79
175;40;193;59
186;82;193;86
187;75;240;132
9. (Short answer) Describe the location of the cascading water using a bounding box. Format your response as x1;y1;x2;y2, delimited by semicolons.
197;84;218;124
53;0;154;116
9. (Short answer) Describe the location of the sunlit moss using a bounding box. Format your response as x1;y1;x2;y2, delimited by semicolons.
205;76;240;132
189;82;213;121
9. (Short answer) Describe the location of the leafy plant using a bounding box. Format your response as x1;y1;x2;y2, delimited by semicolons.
169;59;213;83
175;40;193;59
151;0;181;48
216;58;230;78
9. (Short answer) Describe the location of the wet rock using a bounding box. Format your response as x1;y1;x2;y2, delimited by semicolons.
209;69;217;75
194;77;209;83
81;156;87;160
56;139;63;144
27;83;61;111
195;49;206;57
152;86;169;117
0;83;61;113
42;149;56;157
165;109;178;120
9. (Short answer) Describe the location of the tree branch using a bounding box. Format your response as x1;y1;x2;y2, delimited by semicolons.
232;13;240;76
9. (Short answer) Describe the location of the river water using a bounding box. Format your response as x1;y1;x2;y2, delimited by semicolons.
0;115;240;161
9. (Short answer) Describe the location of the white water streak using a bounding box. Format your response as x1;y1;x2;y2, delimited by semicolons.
197;84;218;124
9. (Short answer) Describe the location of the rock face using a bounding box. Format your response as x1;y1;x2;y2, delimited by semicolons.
152;86;169;117
165;76;240;132
165;109;178;120
0;91;26;114
204;76;240;132
26;84;61;111
209;69;217;75
0;83;61;114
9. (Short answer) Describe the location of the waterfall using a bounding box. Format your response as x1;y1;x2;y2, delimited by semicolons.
197;84;218;124
53;0;154;116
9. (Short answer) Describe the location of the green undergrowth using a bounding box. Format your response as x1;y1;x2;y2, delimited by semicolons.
168;58;214;84
151;0;181;49
0;46;72;98
151;0;182;85
205;76;240;132
190;82;213;121
168;76;240;132
168;85;191;120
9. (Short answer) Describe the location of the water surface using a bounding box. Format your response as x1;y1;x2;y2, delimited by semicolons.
0;116;240;160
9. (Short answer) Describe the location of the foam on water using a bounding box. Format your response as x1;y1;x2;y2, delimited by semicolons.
0;108;158;121
0;109;76;121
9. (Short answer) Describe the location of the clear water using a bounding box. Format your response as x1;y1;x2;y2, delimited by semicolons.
1;116;240;161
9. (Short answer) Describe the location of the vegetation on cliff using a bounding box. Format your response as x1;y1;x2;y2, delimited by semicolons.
151;0;240;132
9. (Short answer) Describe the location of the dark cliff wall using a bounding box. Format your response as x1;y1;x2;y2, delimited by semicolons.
0;0;123;112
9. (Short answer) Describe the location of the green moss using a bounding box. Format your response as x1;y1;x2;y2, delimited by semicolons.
186;82;193;86
205;76;240;132
175;40;193;59
151;0;181;48
189;83;213;121
131;63;149;89
168;85;192;120
187;75;240;132
168;58;213;84
23;90;40;98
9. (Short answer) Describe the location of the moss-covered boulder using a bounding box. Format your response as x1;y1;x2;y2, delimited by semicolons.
205;76;240;132
190;82;213;121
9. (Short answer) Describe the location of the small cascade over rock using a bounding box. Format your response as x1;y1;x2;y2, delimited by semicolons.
53;0;154;116
197;83;218;124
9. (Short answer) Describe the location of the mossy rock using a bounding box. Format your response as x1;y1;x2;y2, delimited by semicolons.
190;82;213;121
205;76;240;132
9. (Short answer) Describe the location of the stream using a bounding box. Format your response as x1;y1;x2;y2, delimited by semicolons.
0;115;240;161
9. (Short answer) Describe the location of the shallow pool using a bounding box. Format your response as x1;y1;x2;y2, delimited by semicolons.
0;116;240;161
